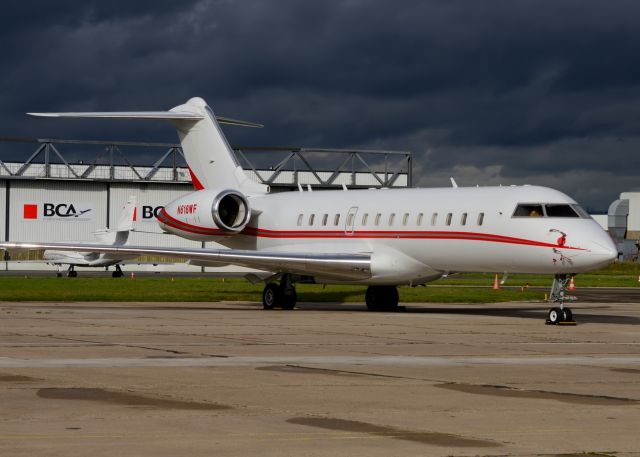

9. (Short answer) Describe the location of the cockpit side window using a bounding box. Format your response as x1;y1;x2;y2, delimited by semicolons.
570;204;590;218
513;204;544;217
513;203;589;218
545;204;580;218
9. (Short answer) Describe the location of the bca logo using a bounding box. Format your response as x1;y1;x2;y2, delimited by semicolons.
134;205;164;221
23;203;93;220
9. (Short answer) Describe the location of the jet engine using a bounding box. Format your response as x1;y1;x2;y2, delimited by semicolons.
211;189;251;233
159;188;252;240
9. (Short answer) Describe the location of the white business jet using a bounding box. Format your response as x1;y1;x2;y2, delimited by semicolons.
0;97;617;323
42;196;137;277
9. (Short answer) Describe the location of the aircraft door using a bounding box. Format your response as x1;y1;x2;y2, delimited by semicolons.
345;206;358;235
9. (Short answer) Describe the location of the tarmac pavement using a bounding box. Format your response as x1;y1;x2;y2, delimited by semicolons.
0;299;639;456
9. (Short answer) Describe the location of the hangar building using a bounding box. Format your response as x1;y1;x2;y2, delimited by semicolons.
0;137;411;273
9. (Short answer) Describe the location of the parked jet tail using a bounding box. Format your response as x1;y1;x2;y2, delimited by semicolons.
93;195;137;245
29;97;268;194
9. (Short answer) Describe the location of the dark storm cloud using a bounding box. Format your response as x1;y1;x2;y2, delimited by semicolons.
1;0;640;210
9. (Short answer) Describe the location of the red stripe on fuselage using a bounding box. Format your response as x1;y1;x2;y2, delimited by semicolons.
157;209;584;250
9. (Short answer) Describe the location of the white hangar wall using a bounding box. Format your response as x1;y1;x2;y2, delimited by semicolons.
1;178;236;272
8;180;108;242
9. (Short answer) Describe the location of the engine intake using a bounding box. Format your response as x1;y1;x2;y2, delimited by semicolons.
212;190;251;232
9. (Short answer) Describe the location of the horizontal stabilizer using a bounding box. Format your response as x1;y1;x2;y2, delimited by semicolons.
28;111;204;120
27;112;262;127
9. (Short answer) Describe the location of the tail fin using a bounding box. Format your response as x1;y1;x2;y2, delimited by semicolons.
29;97;268;194
115;195;137;232
93;195;137;245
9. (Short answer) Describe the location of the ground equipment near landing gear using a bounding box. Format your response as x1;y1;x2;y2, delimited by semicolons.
365;285;399;311
112;265;124;278
262;273;297;310
546;274;576;325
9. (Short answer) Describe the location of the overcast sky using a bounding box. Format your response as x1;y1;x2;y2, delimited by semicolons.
1;0;639;211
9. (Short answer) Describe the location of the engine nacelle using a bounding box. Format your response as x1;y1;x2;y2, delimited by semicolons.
159;188;251;240
211;189;251;232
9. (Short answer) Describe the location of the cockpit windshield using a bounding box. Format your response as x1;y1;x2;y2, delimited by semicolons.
512;203;589;218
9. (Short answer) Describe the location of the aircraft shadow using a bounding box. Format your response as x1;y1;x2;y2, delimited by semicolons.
296;302;640;325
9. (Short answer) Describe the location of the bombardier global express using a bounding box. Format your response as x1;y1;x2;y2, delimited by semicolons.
0;97;617;323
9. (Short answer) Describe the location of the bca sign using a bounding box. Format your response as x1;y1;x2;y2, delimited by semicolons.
134;205;164;222
23;203;95;221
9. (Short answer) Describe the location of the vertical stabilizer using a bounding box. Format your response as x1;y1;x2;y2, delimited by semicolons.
28;97;269;194
93;195;137;245
169;97;268;194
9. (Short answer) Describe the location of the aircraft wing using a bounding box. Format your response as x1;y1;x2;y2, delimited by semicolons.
0;242;371;281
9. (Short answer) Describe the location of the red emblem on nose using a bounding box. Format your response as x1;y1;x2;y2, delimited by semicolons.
557;235;566;247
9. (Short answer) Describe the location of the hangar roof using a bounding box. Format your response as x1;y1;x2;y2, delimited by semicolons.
0;137;411;189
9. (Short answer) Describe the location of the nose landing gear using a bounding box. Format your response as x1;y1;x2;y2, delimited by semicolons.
547;274;576;325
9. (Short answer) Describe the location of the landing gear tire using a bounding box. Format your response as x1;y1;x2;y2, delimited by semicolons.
282;287;297;310
562;307;573;322
263;283;281;310
365;286;399;312
68;270;78;278
547;307;563;324
112;265;124;278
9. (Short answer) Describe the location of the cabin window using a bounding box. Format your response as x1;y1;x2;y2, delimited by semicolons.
308;214;315;225
375;213;381;226
334;214;340;226
477;212;484;226
362;213;368;225
513;204;544;217
461;213;467;225
389;213;396;226
297;214;303;226
347;213;354;226
431;213;438;226
322;214;328;226
417;213;424;226
402;213;409;226
446;213;452;226
545;204;580;218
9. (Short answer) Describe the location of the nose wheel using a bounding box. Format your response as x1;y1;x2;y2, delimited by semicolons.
547;274;576;325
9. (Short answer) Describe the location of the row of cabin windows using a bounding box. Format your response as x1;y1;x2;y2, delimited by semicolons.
296;212;485;227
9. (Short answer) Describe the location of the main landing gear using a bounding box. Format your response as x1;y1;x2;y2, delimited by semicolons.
547;273;576;325
262;274;297;310
112;265;124;278
60;265;78;278
365;285;399;312
261;278;401;312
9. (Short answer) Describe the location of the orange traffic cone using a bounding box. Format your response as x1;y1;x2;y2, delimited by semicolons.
130;272;136;280
493;273;500;290
568;275;576;291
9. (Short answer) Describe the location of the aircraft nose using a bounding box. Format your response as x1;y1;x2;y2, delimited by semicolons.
591;236;618;263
